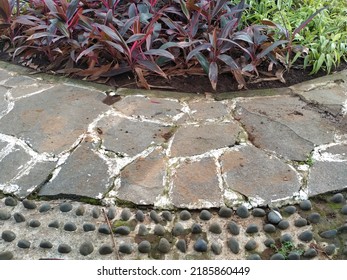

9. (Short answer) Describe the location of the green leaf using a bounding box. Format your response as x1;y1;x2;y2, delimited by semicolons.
186;43;212;62
217;54;239;69
144;49;175;60
180;0;190;20
195;53;209;74
66;0;80;22
44;0;58;14
293;7;327;38
257;40;288;59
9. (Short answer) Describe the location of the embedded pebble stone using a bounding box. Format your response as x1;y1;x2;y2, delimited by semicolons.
58;244;72;254
172;223;185;236
29;219;41;228
107;207;116;220
194;238;208;252
209;222;222;234
330;193;344;203
252;208;266;217
264;238;275;248
14;212;25;223
294;218;308;227
176;240;187;253
307;212;321;224
199;210;212;220
114;226;131;235
283;205;297;215
219;206;233;218
4;197;17;206
337;224;347;234
0;209;11;220
48;220;60;228
211;242;222;255
245;239;257;251
154;224;165;236
98;245;113;255
83;223;96;232
162;211;172;221
287;252;301;260
138;224;149;236
277;220;290;230
22;199;36;209
246;224;259;234
64;222;77;232
263;224;276;233
59;202;73;212
2;230;16;242
179;210;191;220
98;224;111;234
299;200;312;211
270;253;285;260
247;254;261;260
303;248;317;259
75;205;85;216
268;210;282;224
324;244;336;255
119;243;133;254
227;237;240;254
341;205;347;215
92;207;101;218
158;238;171;253
191;223;202;234
121;208;132;221
40;240;53;249
135;210;145;222
150;210;162;223
80;241;94;256
0;251;13;260
280;233;293;243
227;221;240;235
17;239;31;249
236;205;249;218
138;240;151;253
39;203;51;213
298;230;313;242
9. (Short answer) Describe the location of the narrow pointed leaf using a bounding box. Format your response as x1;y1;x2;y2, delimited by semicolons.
66;0;80;22
186;43;212;62
76;43;103;62
137;60;167;78
44;0;58;14
212;0;228;18
195;53;209;74
94;23;122;43
144;49;175;60
209;62;218;91
218;54;239;69
257;40;288;59
293;7;327;38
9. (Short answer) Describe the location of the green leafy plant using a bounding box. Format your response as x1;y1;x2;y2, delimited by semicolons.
271;241;305;259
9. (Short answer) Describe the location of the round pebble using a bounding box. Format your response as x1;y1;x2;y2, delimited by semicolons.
158;238;171;253
299;200;312;211
211;242;222;255
138;224;149;236
92;207;100;218
0;251;13;260
191;223;202;234
150;210;162;223
83;223;96;232
245;239;257;251
13;212;25;223
307;212;321;224
280;233;293;243
2;230;16;242
194;238;208;252
247;254;261;260
39;203;51;213
17;239;31;249
294;218;308;227
236;205;249;218
287;252;301;260
22;199;36;209
324;244;336;256
29;219;41;228
135;210;145;222
114;226;131;235
277;220;290;230
98;224;111;234
227;221;240;235
59;202;73;212
40;240;53;249
264;238;275;248
319;229;337;239
219;206;233;218
330;193;344;203
209;223;222;234
58;244;72;254
283;205;297;215
270;253;285;260
228;237;240;254
75;205;85;216
121;208;132;221
179;210;191;221
252;208;266;217
162;211;172;221
172;223;185;236
176;240;187;253
98;245;113;255
48;220;59;228
298;230;313;242
337;224;347;234
199;210;212;220
263;224;276;233
107;207;116;220
154;224;165;236
246;224;259;234
119;243;132;254
0;209;11;220
64;222;77;232
303;248;317;259
80;241;94;256
4;197;17;206
138;240;151;253
268;210;282;224
341;205;347;215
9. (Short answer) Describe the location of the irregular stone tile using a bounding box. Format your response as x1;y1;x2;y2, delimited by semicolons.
113;95;183;122
0;69;12;81
171;157;223;208
97;114;174;157
117;148;166;205
3;76;37;87
0;86;9;115
38;142;110;198
9;83;54;99
235;96;336;161
0;140;7;152
0;84;108;154
220;145;301;206
188;100;229;122
170;122;242;157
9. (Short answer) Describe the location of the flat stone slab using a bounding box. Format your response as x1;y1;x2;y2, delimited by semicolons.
0;69;12;81
0;86;9;115
3;76;38;87
187;100;230;122
9;83;54;99
220;145;301;206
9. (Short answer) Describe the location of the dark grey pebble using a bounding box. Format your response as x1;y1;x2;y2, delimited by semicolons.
48;220;59;228
154;224;165;236
287;252;301;260
92;207;100;218
138;240;151;253
138;224;149;236
114;226;131;235
307;212;321;224
80;241;94;256
29;219;41;228
320;229;337;239
245;239;257;251
83;223;96;232
158;238;171;253
22;199;36;209
263;224;276;233
2;230;16;242
119;243;133;254
17;239;31;249
294;218;308;227
211;242;222;255
200;209;212;220
39;203;51;213
162;210;172;221
303;248;317;259
277;220;290;230
219;206;233;218
107;207;116;220
298;230;313;242
227;237;240;254
194;238;208;252
179;210;191;221
324;244;336;256
264;238;275;248
280;233;293;243
172;223;185;236
75;205;85;216
283;205;297;215
64;222;77;232
13;212;25;223
247;254;261;260
236;205;249;218
246;224;258;234
121;208;132;221
0;251;13;260
98;245;113;255
176;240;187;253
299;200;312;211
59;202;72;212
252;208;266;217
268;210;282;224
191;223;202;234
0;209;11;220
330;193;344;203
341;205;347;215
58;244;72;254
98;224;111;235
40;241;53;249
135;210;145;222
4;197;17;206
337;224;347;234
270;253;285;260
227;221;240;235
150;210;162;223
209;222;222;234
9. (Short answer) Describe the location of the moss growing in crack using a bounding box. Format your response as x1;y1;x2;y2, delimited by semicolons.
270;241;305;259
115;197;138;208
79;197;102;205
112;219;137;231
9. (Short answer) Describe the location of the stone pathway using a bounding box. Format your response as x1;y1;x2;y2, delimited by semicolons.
0;61;347;260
